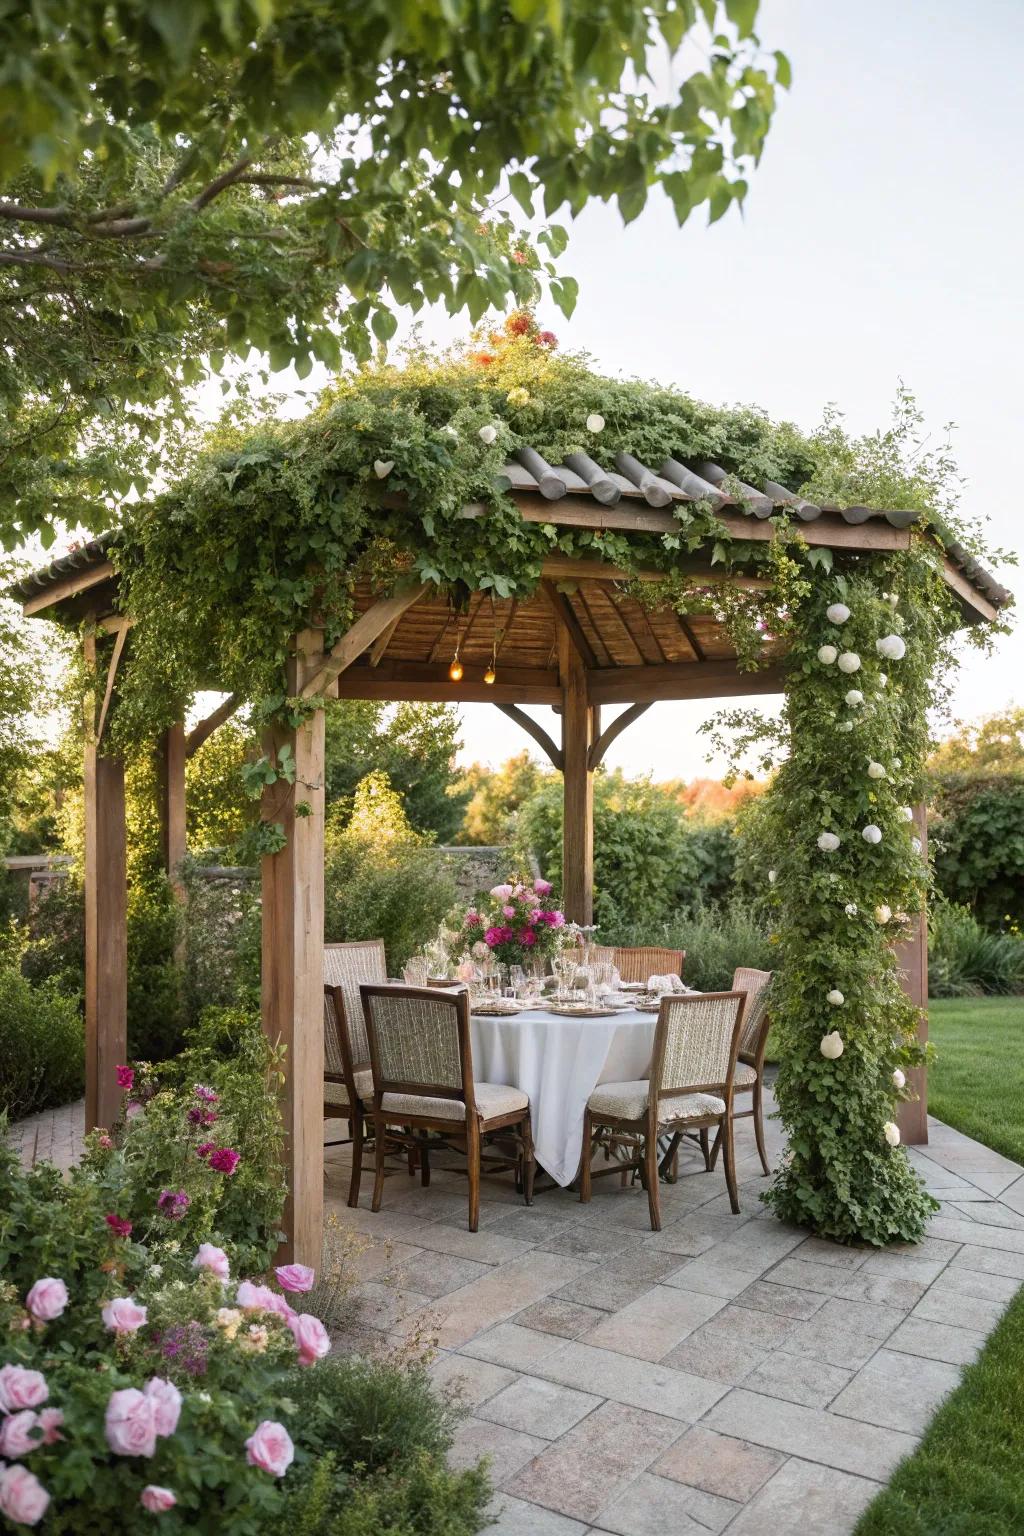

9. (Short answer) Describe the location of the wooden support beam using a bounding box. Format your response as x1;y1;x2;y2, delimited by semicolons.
302;585;428;697
368;616;402;666
896;805;929;1145
185;694;241;758
495;703;563;770
558;630;594;925
589;702;652;770
23;561;115;616
539;579;598;669
261;629;326;1268
157;723;188;895
940;557;1000;623
540;554;769;591
334;661;561;705
83;632;127;1135
94;624;129;747
587;660;787;706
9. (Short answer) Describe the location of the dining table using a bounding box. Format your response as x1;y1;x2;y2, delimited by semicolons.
470;1002;660;1186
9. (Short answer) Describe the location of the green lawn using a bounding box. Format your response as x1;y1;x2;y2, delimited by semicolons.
855;994;1024;1536
928;996;1024;1164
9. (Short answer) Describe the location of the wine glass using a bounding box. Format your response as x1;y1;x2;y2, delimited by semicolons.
508;964;526;999
403;955;428;987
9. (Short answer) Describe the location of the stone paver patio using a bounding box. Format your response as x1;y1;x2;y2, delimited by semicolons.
326;1084;1024;1536
11;1091;1023;1534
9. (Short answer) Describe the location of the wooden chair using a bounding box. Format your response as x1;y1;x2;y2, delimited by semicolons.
613;945;685;984
579;990;746;1230
711;967;774;1178
323;939;387;1208
361;983;536;1231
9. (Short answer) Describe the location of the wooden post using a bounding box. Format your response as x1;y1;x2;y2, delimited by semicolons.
896;804;929;1145
261;630;326;1267
559;631;595;924
157;723;187;898
83;633;128;1134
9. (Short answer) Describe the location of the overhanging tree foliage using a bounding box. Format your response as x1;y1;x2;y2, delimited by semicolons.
0;0;788;546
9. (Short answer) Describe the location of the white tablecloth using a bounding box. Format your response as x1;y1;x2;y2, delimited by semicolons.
470;1006;657;1185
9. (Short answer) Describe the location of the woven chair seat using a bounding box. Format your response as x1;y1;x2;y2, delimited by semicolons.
324;1069;373;1110
588;1080;725;1124
733;1062;758;1089
380;1083;528;1122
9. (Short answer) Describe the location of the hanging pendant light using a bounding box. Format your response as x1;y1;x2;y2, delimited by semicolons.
449;648;463;682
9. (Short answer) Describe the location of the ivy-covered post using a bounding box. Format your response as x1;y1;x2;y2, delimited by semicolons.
895;805;929;1144
260;629;326;1269
156;721;188;966
82;630;128;1134
558;628;594;923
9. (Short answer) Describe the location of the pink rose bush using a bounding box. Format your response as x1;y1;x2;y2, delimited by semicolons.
103;1296;148;1334
245;1420;294;1477
274;1264;314;1294
450;874;566;969
193;1244;231;1282
25;1278;68;1323
141;1485;177;1512
0;1465;49;1527
0;1367;48;1413
288;1313;330;1367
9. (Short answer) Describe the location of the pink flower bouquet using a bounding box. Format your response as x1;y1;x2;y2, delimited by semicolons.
452;877;565;969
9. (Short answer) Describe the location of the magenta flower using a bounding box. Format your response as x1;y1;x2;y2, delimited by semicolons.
158;1322;209;1377
193;1084;219;1103
534;878;553;895
186;1107;218;1127
157;1189;190;1220
116;1065;135;1091
502;904;516;918
520;929;537;947
464;911;481;927
208;1147;240;1176
195;1141;216;1160
106;1213;133;1239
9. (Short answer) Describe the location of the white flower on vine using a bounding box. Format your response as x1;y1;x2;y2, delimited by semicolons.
845;689;864;707
373;459;395;479
900;806;914;822
911;836;923;854
887;593;899;608
893;1068;906;1089
817;832;841;852
827;989;845;1006
837;652;861;674
867;761;886;780
878;672;888;688
844;902;858;916
586;413;605;433
820;1031;844;1059
817;644;838;665
826;603;851;624
862;824;883;844
883;1121;901;1147
768;869;777;884
478;424;499;445
874;904;892;924
876;634;906;661
838;720;854;733
441;423;458;437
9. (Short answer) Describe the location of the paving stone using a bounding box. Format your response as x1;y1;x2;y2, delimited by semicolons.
336;1204;534;1264
857;1251;949;1285
766;1258;859;1296
787;1237;870;1270
478;1376;601;1440
593;1470;740;1535
449;1416;546;1476
602;1247;693;1283
703;1388;918;1479
830;1347;962;1434
947;1200;1024;1230
428;1351;517;1408
951;1244;1024;1281
390;1251;492;1298
485;1494;588;1535
639;1226;719;1259
835;1270;928;1311
532;1340;728;1422
514;1296;607;1338
929;1265;1022;1305
881;1235;963;1264
661;1254;766;1300
583;1284;727;1362
461;1322;567;1370
653;1424;785;1502
539;1226;638;1263
886;1316;987;1366
504;1401;683;1524
909;1285;1009;1333
736;1280;828;1321
724;1455;882;1536
485;1210;579;1244
661;1329;764;1385
395;1251;592;1347
351;1281;434;1332
552;1270;656;1314
927;1215;1024;1254
743;1350;853;1409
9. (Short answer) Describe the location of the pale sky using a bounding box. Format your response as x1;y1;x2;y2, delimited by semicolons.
24;0;1023;781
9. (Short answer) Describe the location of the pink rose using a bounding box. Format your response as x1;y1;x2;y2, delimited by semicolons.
236;1281;295;1321
26;1277;68;1322
143;1377;181;1437
0;1411;42;1458
102;1296;148;1334
502;904;516;918
245;1419;294;1477
489;884;513;900
38;1409;64;1446
520;929;537;947
105;1388;157;1457
105;1213;133;1238
274;1264;315;1294
141;1486;177;1513
116;1065;135;1090
0;1465;49;1527
0;1366;48;1412
192;1244;230;1282
534;878;552;895
288;1312;330;1367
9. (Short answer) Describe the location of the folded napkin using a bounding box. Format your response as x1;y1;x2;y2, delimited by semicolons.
647;973;685;995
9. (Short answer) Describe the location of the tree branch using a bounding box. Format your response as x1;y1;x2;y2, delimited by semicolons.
191;153;256;211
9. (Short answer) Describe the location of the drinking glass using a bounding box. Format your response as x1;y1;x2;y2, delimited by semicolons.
403;955;428;987
509;964;526;998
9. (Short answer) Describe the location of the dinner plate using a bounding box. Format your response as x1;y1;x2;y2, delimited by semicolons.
547;1005;620;1018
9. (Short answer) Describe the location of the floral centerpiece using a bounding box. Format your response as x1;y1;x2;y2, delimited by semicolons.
451;877;567;970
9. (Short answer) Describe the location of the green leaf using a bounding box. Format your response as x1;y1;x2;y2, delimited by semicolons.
725;0;760;39
550;275;579;318
508;171;534;216
774;50;793;89
371;307;398;343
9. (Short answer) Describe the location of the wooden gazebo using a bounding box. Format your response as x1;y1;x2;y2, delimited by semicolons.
13;449;1009;1263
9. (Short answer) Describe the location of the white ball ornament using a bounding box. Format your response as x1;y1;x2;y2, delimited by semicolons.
845;689;864;707
817;645;838;665
817;832;841;852
827;989;845;1006
888;593;899;608
900;806;914;822
867;761;886;780
586;413;605;433
862;824;883;845
893;1069;906;1089
911;836;923;854
373;459;395;479
478;423;499;445
874;904;892;924
844;902;858;916
837;651;861;674
878;673;888;688
876;634;907;661
883;1121;901;1147
768;869;778;884
820;1031;844;1059
826;603;851;625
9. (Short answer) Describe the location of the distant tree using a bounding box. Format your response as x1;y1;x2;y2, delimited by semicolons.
0;1;787;547
663;775;766;820
185;718;258;854
458;751;553;845
928;709;1024;777
324;700;466;842
930;774;1024;929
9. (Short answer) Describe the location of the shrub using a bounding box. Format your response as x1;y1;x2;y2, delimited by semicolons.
614;897;776;991
179;862;261;1026
928;900;1024;997
930;773;1024;928
0;965;84;1119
